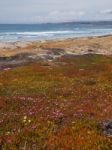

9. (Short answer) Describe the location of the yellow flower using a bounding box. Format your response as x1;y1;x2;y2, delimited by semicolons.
23;116;27;120
23;119;26;123
28;119;31;123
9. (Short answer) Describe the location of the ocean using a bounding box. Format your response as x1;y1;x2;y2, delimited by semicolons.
0;21;112;42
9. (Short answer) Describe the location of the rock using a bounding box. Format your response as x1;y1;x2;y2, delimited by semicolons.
0;53;44;63
88;49;94;52
101;120;112;137
43;48;65;56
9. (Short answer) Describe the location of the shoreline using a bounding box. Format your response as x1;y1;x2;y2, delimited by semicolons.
0;33;111;43
0;33;112;45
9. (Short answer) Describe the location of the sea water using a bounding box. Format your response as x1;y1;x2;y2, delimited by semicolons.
0;21;112;42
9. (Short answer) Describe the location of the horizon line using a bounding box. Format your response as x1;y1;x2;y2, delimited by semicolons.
0;20;112;25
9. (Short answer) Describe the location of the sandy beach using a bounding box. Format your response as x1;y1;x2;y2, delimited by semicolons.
0;35;112;69
0;35;112;56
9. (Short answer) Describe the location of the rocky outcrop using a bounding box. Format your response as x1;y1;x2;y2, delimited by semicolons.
101;120;112;137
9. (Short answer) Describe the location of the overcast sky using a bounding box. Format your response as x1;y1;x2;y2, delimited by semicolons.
0;0;112;23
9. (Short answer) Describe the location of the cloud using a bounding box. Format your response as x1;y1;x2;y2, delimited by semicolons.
100;9;112;14
1;0;112;23
29;10;85;23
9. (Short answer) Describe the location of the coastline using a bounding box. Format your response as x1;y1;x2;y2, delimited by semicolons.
0;35;112;69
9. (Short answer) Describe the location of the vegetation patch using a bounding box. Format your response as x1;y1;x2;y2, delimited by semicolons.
0;54;112;149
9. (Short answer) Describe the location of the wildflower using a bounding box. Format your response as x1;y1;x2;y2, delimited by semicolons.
28;119;31;123
23;116;27;120
72;121;75;124
23;116;27;123
4;68;11;71
6;131;10;135
23;119;26;123
47;120;51;124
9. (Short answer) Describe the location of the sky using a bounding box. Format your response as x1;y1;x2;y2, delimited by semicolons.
0;0;112;23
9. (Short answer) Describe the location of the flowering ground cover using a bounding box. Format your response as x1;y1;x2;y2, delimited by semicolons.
0;54;112;149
